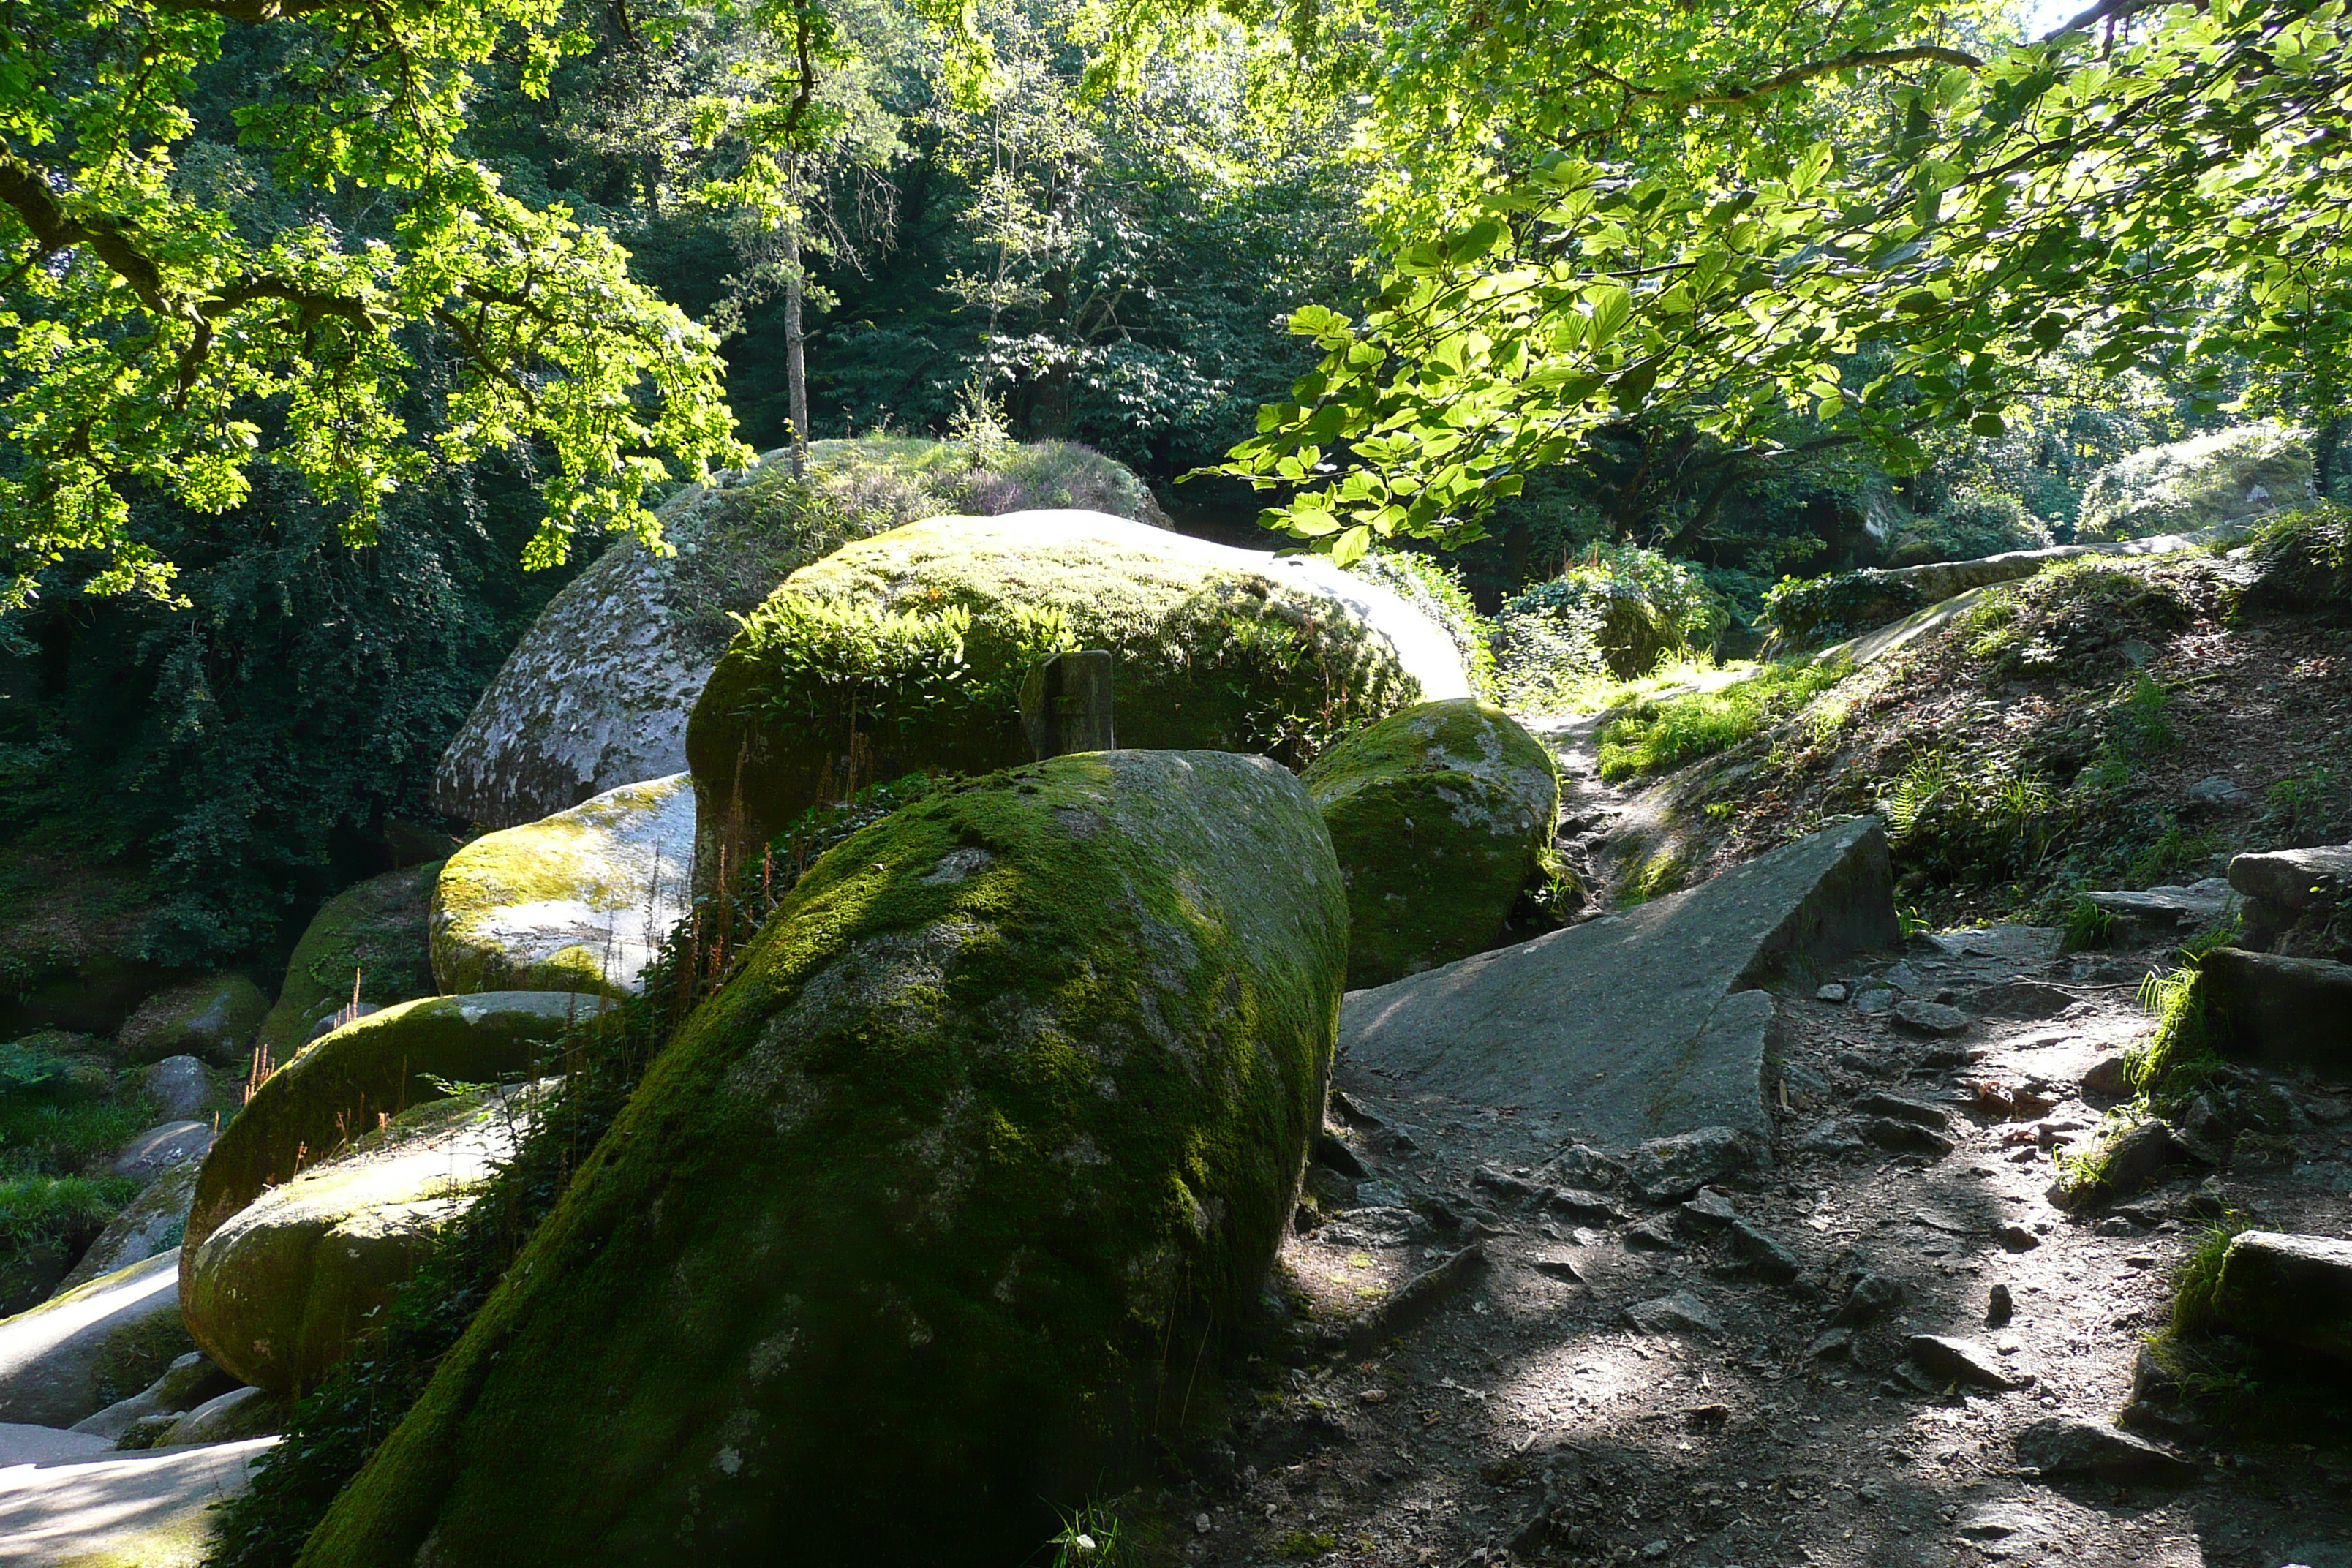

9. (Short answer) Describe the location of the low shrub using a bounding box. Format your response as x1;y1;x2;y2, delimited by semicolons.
1504;543;1728;681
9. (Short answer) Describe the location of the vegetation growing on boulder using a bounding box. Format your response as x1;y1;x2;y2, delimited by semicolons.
689;513;1431;867
298;751;1347;1567
1305;700;1561;987
2077;423;2312;542
252;865;442;1064
1501;544;1729;684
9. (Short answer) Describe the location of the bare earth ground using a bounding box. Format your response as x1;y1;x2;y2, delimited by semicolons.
1152;727;2352;1568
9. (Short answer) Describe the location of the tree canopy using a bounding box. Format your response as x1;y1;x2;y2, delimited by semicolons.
1153;0;2352;562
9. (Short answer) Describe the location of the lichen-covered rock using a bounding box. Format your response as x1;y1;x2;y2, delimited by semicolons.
113;974;268;1066
185;1086;540;1392
0;1251;190;1428
429;774;693;998
302;750;1349;1568
1304;699;1559;987
56;1160;200;1295
181;992;610;1306
2078;423;2312;541
252;864;442;1064
688;509;1466;879
435;439;1172;832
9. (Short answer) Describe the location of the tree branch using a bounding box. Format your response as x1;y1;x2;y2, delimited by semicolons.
1686;46;1983;105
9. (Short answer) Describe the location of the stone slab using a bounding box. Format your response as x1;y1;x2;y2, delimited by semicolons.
0;1252;182;1429
2230;845;2352;916
1338;817;1896;1143
2201;948;2352;1070
0;1435;275;1566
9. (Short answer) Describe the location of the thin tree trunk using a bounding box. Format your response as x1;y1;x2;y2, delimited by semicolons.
2318;412;2344;503
784;158;810;482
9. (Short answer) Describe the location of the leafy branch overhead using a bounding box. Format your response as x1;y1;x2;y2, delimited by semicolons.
1189;0;2352;562
0;0;761;608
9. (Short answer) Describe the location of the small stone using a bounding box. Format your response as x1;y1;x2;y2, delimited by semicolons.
1907;1334;2032;1392
1728;1220;1804;1286
2182;776;2248;808
1622;1218;1683;1253
1627;1126;1767;1203
2079;1054;2134;1097
1851;1091;1953;1131
1622;1292;1725;1338
1817;983;1850;1003
1854;988;1897;1014
2015;1416;2197;1482
1834;1272;1907;1326
1856;1116;1956;1157
1544;1186;1624;1224
1303;1166;1358;1209
1530;1255;1584;1284
2095;1215;2139;1237
1893;1000;1971;1037
1986;1284;2014;1327
1471;1164;1547;1204
1809;1327;1854;1360
1955;1503;2045;1542
1194;1513;1212;1535
1679;1188;1740;1229
1996;1224;2040;1253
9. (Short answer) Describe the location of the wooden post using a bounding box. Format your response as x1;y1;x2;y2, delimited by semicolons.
1020;650;1116;759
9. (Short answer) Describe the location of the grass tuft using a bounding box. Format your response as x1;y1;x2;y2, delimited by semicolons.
1596;659;1850;781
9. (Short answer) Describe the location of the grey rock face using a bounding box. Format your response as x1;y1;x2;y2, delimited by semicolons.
1891;999;1970;1036
0;1251;188;1428
2014;1416;2196;1482
1833;1273;1907;1326
1906;1334;2032;1391
55;1158;200;1294
108;1121;214;1183
138;1056;216;1122
2230;844;2351;916
2199;948;2352;1069
2209;1231;2352;1361
1621;1292;1725;1338
67;1352;237;1444
2084;878;2241;931
1628;1127;1768;1202
1340;817;1897;1143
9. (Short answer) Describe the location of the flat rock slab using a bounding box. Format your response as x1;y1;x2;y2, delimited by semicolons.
1339;817;1896;1143
2200;948;2352;1070
2229;845;2351;916
0;1434;275;1566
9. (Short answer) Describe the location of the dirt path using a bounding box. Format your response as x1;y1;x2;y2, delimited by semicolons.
1159;728;2352;1568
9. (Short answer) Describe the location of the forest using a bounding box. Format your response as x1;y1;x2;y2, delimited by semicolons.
2;0;2351;1563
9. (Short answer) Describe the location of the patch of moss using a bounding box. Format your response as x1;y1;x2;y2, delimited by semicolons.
687;513;1425;872
181;992;606;1321
253;866;441;1063
298;751;1348;1568
1304;699;1558;987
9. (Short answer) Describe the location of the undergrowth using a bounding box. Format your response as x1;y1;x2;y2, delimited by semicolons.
1595;658;1850;780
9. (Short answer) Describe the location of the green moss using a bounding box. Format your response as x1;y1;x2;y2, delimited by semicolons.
686;513;1424;872
1304;699;1558;988
254;866;442;1062
183;992;605;1306
300;750;1347;1568
2170;1212;2258;1337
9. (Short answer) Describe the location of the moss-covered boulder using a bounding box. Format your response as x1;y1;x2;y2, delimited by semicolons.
301;749;1349;1568
435;440;1172;832
181;991;611;1311
252;864;442;1064
1305;700;1561;988
687;509;1466;878
429;774;693;998
113;974;269;1066
2078;422;2313;541
184;1085;540;1392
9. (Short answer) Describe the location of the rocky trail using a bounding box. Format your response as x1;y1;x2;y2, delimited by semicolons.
1168;721;2352;1568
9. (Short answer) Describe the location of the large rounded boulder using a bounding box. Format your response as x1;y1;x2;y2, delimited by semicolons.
252;863;442;1063
686;509;1468;875
429;774;694;998
113;973;270;1066
181;991;611;1311
184;1085;541;1392
1304;699;1560;989
435;439;1172;831
302;750;1349;1568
